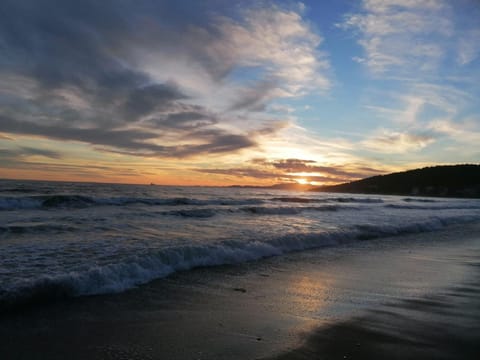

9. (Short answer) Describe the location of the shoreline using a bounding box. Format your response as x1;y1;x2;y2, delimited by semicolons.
267;254;480;359
1;223;480;359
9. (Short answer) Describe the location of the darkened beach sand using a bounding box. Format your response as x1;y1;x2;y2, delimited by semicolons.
1;223;480;360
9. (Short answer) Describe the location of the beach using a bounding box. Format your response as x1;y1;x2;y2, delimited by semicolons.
1;222;479;359
2;1;480;358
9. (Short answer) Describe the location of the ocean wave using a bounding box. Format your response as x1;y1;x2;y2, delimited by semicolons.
271;197;316;203
385;204;480;210
159;205;345;218
0;187;39;194
0;194;360;214
327;197;384;203
0;224;78;235
163;208;220;218
0;197;44;210
1;214;478;309
97;197;264;207
0;194;388;211
402;198;437;203
240;205;341;215
0;195;265;210
270;196;384;204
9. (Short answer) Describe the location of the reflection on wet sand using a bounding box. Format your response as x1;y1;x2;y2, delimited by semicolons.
287;275;333;318
267;245;480;360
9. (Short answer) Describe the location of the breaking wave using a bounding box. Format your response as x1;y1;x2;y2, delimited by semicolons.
0;194;382;212
402;198;437;203
239;205;342;215
1;214;478;309
385;204;480;210
0;195;265;211
271;197;384;204
160;205;347;218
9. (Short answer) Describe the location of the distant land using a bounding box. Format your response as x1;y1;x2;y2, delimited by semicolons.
229;164;480;198
312;164;480;198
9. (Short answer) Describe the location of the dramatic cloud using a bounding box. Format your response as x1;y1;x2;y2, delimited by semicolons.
0;146;61;159
0;0;329;161
0;146;63;173
122;83;188;121
196;158;384;185
207;5;330;94
1;1;478;184
0;159;146;179
269;159;381;178
195;166;349;184
228;80;278;112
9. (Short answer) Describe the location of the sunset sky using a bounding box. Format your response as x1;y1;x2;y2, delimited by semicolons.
1;0;479;186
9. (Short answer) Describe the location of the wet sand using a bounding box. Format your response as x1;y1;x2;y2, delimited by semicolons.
1;223;480;359
268;262;480;359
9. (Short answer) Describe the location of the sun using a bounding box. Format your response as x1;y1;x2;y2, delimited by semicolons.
296;178;309;185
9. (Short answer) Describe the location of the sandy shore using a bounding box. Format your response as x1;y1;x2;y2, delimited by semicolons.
1;223;480;359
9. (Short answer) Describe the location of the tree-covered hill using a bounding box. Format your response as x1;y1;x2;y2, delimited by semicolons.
312;165;480;198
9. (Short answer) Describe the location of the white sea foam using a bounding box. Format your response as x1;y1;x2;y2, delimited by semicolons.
2;214;478;307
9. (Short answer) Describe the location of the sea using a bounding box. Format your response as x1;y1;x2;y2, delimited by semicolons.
1;179;480;308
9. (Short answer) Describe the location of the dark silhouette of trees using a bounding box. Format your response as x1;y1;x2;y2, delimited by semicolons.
314;165;480;198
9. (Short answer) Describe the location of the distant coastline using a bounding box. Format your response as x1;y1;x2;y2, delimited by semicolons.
4;164;479;198
311;164;480;198
230;164;480;198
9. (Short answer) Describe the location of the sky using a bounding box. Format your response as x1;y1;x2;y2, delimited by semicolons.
0;0;479;186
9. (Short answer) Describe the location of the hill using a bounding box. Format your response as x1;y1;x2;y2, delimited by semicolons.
312;164;480;198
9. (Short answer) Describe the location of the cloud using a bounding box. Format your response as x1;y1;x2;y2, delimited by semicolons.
0;133;14;140
362;130;435;153
427;118;480;145
148;110;218;130
0;0;330;164
18;147;62;159
0;159;145;179
176;131;256;157
340;0;452;74
268;104;295;114
194;166;349;184
365;81;473;130
0;146;62;161
0;114;261;159
342;0;478;167
196;4;330;94
123;83;188;121
195;158;385;185
268;158;383;178
228;80;278;112
195;167;280;180
364;98;423;125
457;28;480;65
